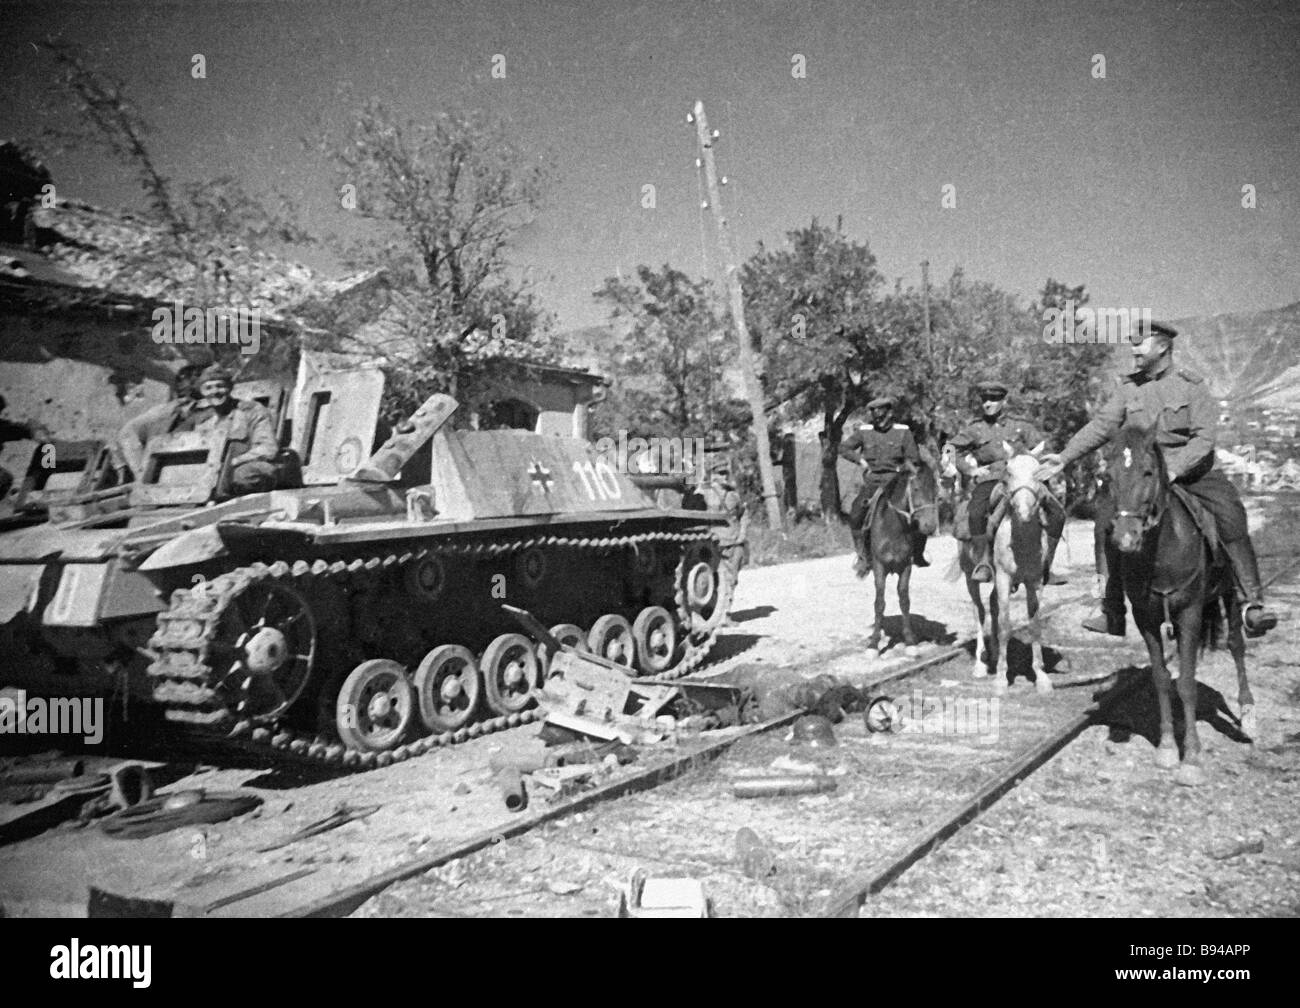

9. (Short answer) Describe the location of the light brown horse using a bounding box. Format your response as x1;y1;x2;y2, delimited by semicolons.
959;446;1053;694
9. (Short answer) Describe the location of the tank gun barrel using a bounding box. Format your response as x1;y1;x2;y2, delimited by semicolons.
350;394;458;482
628;472;692;492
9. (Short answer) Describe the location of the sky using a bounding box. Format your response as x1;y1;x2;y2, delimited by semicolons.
2;0;1298;332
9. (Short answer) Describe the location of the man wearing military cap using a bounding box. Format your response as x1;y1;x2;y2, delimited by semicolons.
839;394;927;577
173;363;279;498
945;380;1067;585
114;363;204;480
1037;320;1277;637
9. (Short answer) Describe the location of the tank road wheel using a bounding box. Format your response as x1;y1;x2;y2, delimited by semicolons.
336;659;415;753
413;645;481;733
404;555;445;602
632;606;678;675
217;581;317;721
682;541;723;635
687;561;717;610
481;633;541;715
538;623;589;680
633;542;659;576
517;547;548;590
588;614;635;668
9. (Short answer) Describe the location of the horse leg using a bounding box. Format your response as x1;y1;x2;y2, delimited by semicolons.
1225;594;1255;741
1027;578;1051;694
866;561;886;657
1142;622;1178;770
994;569;1011;696
1173;601;1207;787
966;567;989;679
898;563;918;651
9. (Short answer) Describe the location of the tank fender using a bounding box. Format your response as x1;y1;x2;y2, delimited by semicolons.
137;525;227;571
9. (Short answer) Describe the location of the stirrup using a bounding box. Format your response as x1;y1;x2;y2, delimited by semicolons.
1243;602;1277;637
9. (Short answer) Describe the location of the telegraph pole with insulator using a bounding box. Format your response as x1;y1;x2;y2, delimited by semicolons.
691;100;784;531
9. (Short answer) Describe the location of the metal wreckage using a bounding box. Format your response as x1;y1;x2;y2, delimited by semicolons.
0;361;734;770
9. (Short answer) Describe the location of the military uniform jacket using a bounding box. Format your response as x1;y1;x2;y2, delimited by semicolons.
1059;366;1215;480
179;398;278;462
839;424;919;477
947;415;1047;482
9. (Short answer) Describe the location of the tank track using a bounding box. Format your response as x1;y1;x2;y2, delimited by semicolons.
146;528;733;773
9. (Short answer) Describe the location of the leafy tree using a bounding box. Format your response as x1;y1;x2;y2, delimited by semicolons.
316;100;557;423
39;41;312;377
591;265;736;440
743;219;920;517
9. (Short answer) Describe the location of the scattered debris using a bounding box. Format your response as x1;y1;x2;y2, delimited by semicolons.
733;775;838;799
790;715;838;748
529;764;597;797
109;763;154;810
734;826;777;879
498;768;528;812
452;781;471;796
617;869;710;918
100;790;262;840
252;802;382;853
864;696;902;733
770;754;821;775
1208;838;1265;861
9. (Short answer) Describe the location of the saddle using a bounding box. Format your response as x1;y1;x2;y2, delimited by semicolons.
953;498;973;541
1169;483;1219;559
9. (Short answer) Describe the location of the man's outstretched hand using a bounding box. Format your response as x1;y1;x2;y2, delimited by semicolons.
1035;454;1064;482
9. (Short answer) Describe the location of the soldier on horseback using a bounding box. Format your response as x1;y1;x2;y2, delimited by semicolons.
946;381;1068;586
1036;320;1278;637
839;395;928;578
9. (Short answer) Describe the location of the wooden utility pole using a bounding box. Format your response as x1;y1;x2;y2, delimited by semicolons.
692;100;784;531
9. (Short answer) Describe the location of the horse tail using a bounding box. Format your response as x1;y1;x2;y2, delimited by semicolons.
1199;593;1226;653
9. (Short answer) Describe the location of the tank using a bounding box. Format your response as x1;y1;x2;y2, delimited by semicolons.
0;363;733;771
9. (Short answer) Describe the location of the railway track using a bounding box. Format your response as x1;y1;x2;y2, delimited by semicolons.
263;551;1295;919
259;587;1102;916
58;538;1288;920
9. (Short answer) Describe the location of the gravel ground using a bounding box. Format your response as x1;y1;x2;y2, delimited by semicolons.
865;503;1300;918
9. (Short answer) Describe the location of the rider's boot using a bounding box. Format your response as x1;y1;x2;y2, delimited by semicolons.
1041;534;1068;586
851;526;870;580
1224;536;1278;636
971;535;993;583
1082;564;1126;636
912;531;930;568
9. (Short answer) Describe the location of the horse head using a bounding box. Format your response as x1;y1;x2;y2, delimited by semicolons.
1001;440;1049;523
909;460;939;535
1107;425;1167;554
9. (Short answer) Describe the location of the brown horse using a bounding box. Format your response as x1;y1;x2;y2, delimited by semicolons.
1106;425;1252;787
862;463;939;657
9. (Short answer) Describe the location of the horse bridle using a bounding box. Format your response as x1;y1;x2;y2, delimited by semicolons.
1113;463;1167;533
889;469;938;527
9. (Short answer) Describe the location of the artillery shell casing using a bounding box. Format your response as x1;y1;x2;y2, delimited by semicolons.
498;768;528;812
732;775;837;799
0;759;86;786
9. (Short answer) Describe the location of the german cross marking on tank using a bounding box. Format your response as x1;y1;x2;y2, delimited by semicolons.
527;461;554;493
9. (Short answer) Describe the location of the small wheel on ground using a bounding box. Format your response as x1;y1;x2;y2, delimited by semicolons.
335;659;415;753
632;606;677;674
588;614;635;667
413;645;481;733
481;633;541;715
539;623;588;680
